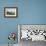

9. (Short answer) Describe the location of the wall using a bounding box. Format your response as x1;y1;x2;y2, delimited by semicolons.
0;0;46;44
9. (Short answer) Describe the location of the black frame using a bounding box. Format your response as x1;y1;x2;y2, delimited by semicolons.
4;7;18;18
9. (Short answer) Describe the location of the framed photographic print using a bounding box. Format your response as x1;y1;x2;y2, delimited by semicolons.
4;7;18;18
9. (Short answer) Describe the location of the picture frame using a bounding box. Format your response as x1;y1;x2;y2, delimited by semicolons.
4;7;18;18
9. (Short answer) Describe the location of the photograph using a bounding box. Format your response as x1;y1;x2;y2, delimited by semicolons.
4;7;18;18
